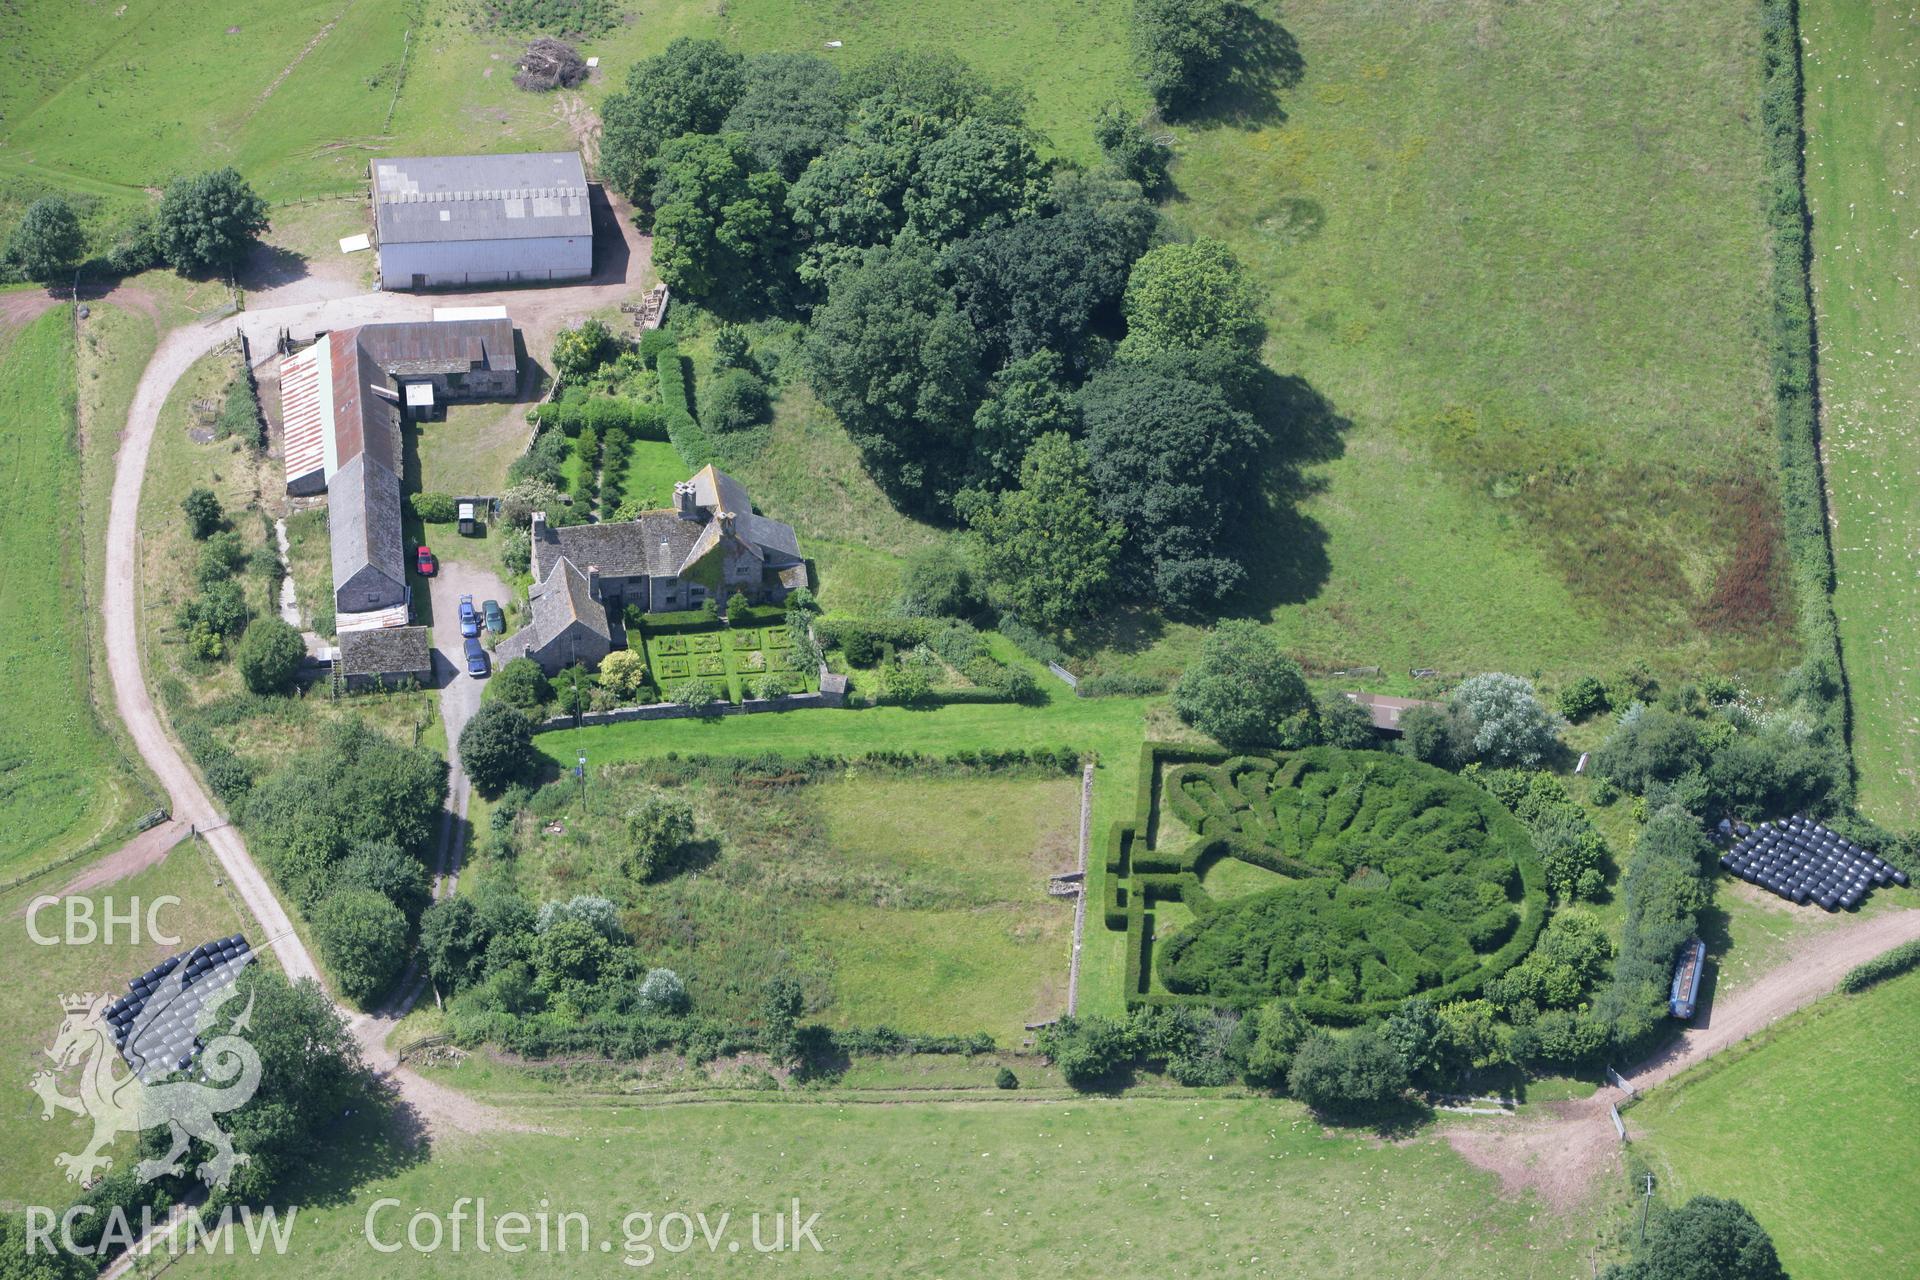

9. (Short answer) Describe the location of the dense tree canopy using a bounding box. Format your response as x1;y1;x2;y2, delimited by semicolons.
460;701;535;796
802;242;982;504
967;432;1123;628
6;196;84;282
968;350;1082;492
1285;1027;1411;1115
1119;237;1265;361
155;168;270;275
650;132;787;298
901;117;1044;242
600;38;748;207
1603;1196;1787;1280
235;616;306;694
1079;356;1267;607
1172;620;1312;749
1093;101;1174;195
722;53;848;180
312;887;408;1004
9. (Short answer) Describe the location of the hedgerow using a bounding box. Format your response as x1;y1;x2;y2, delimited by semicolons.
1838;938;1920;994
1594;809;1714;1049
1105;744;1549;1022
656;341;721;468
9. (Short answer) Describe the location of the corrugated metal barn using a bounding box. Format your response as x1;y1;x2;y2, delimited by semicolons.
371;152;593;290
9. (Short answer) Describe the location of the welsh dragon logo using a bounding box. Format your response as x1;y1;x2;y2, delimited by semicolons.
30;947;261;1189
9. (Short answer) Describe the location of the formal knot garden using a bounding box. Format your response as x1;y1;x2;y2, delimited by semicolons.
1105;745;1548;1022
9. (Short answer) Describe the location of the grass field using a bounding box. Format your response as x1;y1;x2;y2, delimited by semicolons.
1629;970;1920;1280
174;1096;1614;1278
479;768;1078;1038
1801;1;1920;822
0;305;147;880
0;840;253;1211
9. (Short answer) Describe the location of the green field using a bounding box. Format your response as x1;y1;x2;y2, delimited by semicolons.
0;840;253;1209
175;1096;1613;1278
484;769;1079;1037
1802;0;1920;822
1629;970;1920;1280
0;305;146;879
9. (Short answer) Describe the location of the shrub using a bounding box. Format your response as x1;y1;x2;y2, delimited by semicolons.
880;662;934;706
1449;673;1561;767
312;888;408;1005
750;673;791;700
1471;767;1609;902
460;702;535;795
1285;1027;1410;1116
656;343;717;467
196;529;249;584
1076;672;1167;698
235;616;306;695
702;367;771;433
1557;675;1609;722
598;649;649;701
411;491;458;523
673;676;721;708
623;793;696;881
995;1065;1018;1089
637;967;691;1014
217;373;265;447
896;543;980;618
1317;692;1377;748
1038;1015;1136;1089
1595;706;1706;795
553;318;616;380
182;487;223;539
328;840;430;922
1238;1000;1311;1087
712;324;751;369
177;579;250;659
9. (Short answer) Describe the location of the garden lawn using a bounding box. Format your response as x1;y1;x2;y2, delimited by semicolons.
1629;970;1920;1280
1801;0;1920;823
0;840;253;1210
619;438;685;512
175;1096;1610;1278
0;305;146;879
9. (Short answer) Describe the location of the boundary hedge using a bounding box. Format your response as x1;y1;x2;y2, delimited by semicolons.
657;342;721;469
1103;743;1549;1022
1760;0;1852;767
1838;938;1920;994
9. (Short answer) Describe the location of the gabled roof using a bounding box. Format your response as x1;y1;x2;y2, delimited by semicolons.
330;452;406;597
372;152;592;245
531;513;706;583
357;319;517;377
339;625;432;677
526;557;612;648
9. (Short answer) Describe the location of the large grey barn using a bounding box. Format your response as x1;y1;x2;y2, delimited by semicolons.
370;152;593;291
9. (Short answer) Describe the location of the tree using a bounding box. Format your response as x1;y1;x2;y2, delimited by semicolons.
1093;101;1174;195
1238;1000;1311;1086
532;915;617;1006
1038;1014;1136;1089
1119;237;1265;361
599;38;748;206
1380;997;1447;1085
968;350;1083;491
760;973;805;1063
491;655;553;711
1285;1027;1410;1116
1603;1196;1786;1280
1398;702;1469;768
552;317;615;381
802;242;982;505
650;132;787;299
1079;356;1266;608
1595;705;1708;794
723;52;847;181
420;896;487;993
312;887;408;1004
177;579;250;659
1317;692;1377;748
329;840;430;921
196;529;250;584
459;701;534;796
1449;673;1561;767
1131;0;1243;115
902;117;1044;243
155;168;270;275
234;616;306;694
182;487;224;538
1557;675;1609;722
598;649;649;701
947;174;1158;375
624;793;696;881
967;432;1123;629
896;543;979;618
6;196;84;283
1172;621;1312;750
637;967;691;1014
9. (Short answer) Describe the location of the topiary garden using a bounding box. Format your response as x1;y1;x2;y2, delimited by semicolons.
1105;745;1548;1023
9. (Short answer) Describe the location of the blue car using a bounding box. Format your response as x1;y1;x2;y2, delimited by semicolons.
458;594;480;639
464;635;489;678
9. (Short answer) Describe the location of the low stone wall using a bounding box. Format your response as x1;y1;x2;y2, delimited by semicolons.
532;686;843;734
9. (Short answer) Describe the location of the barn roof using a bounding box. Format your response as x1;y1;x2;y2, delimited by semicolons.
339;625;433;678
329;452;406;601
372;152;592;245
1342;692;1445;734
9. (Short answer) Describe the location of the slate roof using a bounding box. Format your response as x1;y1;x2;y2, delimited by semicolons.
1342;692;1444;733
519;558;612;651
339;625;433;677
357;319;517;377
531;466;801;582
330;452;406;599
372;152;591;246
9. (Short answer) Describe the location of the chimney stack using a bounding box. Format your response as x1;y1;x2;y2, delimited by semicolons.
587;564;600;598
531;510;548;540
674;481;698;520
717;510;736;537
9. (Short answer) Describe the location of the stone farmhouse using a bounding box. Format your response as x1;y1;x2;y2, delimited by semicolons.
279;318;518;621
371;151;593;291
499;465;805;675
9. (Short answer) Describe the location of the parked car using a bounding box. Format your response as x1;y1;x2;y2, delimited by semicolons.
416;545;437;577
482;599;505;634
458;594;479;638
463;635;489;678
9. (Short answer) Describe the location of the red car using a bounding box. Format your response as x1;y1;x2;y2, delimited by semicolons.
415;545;437;577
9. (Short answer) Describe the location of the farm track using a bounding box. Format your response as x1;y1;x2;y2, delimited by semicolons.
1444;904;1920;1212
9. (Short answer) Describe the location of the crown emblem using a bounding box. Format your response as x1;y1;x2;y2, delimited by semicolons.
60;993;97;1013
